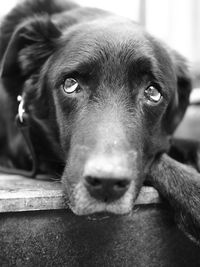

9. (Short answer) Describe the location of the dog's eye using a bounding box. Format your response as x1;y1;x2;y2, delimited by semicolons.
144;85;162;103
63;78;80;94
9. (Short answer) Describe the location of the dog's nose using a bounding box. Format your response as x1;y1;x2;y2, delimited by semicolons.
85;176;130;202
83;155;133;202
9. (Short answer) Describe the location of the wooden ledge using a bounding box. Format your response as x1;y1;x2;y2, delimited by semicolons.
0;174;161;213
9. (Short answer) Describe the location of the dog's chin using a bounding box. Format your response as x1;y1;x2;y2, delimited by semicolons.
67;181;136;216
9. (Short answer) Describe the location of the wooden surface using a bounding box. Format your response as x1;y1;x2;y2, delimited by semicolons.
0;175;161;213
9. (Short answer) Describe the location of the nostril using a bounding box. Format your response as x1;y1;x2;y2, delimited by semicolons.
115;180;130;189
85;176;102;187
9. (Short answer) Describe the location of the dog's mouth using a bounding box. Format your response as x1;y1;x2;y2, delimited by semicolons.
84;212;125;221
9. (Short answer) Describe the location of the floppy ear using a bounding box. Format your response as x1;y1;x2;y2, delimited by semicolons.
165;51;192;134
1;16;61;78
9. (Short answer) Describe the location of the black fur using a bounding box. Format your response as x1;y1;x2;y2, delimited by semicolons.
0;0;200;243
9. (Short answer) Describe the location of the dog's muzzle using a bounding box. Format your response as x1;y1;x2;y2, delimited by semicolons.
83;154;133;203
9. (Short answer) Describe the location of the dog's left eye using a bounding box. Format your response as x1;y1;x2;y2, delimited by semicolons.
144;85;162;103
63;78;80;94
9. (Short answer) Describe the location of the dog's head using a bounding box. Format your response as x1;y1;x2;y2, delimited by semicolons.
1;8;192;215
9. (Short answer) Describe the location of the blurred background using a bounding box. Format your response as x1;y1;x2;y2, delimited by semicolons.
0;0;200;87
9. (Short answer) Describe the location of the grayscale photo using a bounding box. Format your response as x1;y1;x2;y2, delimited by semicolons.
0;0;200;266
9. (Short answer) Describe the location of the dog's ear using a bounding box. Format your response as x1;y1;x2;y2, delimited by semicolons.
1;16;61;78
165;51;192;134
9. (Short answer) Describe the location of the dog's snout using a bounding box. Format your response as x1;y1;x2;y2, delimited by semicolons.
83;154;133;202
85;176;130;202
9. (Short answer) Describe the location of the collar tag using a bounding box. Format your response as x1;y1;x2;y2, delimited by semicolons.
17;95;25;123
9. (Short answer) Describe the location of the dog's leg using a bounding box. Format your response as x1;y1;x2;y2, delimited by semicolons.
149;153;200;244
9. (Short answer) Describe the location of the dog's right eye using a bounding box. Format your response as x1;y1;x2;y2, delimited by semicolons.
62;78;80;94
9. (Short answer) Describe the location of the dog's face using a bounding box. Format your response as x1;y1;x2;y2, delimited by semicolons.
1;11;191;215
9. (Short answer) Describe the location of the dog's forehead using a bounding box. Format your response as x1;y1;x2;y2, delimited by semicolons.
59;18;154;59
49;15;175;90
51;17;164;80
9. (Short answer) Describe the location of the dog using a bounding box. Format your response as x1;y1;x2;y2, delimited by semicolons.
0;0;200;243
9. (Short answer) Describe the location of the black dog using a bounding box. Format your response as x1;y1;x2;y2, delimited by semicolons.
0;0;200;243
